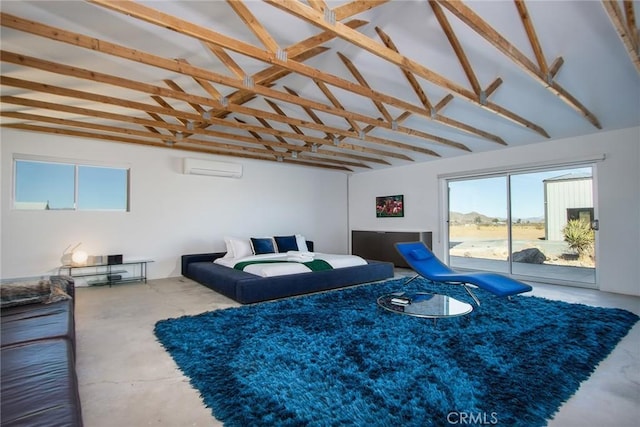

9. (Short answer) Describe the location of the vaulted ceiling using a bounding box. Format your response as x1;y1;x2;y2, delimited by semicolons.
1;1;639;172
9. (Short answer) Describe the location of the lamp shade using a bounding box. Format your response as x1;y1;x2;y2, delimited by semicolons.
71;250;88;266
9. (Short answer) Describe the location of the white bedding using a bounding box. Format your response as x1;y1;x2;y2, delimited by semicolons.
214;252;368;278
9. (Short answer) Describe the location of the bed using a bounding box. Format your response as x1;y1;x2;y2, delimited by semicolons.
181;238;395;304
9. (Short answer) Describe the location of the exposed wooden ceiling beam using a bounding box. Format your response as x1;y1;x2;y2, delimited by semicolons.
163;78;207;114
226;0;280;53
0;13;462;150
211;18;367;116
265;98;435;159
0;51;394;160
548;57;565;79
310;80;439;157
206;44;245;79
263;0;548;137
196;18;365;121
2;110;270;155
193;45;327;128
313;78;468;152
0;95;331;154
81;2;505;142
1;98;352;172
624;0;639;54
283;86;336;141
333;1;390;21
374;25;432;111
236;117;280;153
602;0;640;74
2;117;352;171
146;95;185;140
313;79;361;133
0;67;409;164
238;116;371;169
336;51;393;123
438;0;601;129
0;75;202;131
373;26;504;146
282;86;397;165
1;122;331;167
0;1;619;173
263;99;313;146
484;78;503;98
514;0;548;76
429;0;481;96
234;116;370;169
306;0;327;13
286;18;368;58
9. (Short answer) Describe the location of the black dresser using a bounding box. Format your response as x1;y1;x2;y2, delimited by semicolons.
351;230;432;268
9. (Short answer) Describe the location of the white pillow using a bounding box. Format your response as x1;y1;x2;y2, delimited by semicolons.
295;234;308;251
229;237;253;259
223;236;235;258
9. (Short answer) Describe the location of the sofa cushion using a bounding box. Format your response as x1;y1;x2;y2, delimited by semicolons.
1;339;82;426
1;300;75;348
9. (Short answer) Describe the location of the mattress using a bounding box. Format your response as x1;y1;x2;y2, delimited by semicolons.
214;252;367;277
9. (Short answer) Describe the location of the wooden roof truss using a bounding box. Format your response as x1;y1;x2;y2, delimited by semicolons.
602;0;640;74
0;0;617;172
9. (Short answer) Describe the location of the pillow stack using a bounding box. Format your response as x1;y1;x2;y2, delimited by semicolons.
223;234;308;258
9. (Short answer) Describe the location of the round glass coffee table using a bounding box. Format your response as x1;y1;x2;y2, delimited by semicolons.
377;292;473;321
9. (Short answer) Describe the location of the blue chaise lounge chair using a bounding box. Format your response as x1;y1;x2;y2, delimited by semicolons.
395;241;533;305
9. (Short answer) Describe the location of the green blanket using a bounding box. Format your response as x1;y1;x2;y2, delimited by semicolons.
233;259;333;272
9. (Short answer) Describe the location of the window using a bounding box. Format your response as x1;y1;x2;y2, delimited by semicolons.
13;158;129;211
567;208;594;223
446;165;596;286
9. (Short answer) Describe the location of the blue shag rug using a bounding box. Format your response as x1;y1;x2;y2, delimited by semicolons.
154;278;638;426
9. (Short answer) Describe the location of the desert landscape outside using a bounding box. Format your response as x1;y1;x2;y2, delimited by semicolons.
449;222;594;267
446;166;596;284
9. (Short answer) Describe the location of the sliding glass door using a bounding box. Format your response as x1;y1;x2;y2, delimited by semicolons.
447;166;596;286
448;176;509;273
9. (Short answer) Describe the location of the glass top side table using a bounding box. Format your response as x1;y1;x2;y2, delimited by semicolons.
377;292;473;321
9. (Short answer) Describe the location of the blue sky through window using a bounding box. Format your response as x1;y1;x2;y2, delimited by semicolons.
78;166;127;210
14;159;128;211
449;167;592;220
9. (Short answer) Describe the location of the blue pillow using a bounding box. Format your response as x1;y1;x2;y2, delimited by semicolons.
250;237;276;255
274;235;298;252
409;248;432;260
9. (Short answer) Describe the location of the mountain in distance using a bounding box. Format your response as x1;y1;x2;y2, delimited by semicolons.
450;211;498;224
450;211;544;224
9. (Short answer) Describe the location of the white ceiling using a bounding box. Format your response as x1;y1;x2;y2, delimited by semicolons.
1;1;639;172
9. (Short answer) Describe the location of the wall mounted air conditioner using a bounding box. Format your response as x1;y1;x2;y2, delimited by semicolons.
183;158;242;178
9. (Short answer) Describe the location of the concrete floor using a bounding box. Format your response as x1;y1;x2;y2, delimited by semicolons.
75;276;640;426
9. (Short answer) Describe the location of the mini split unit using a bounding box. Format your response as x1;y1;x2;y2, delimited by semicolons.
183;158;243;178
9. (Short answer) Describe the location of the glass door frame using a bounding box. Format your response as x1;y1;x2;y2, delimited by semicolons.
439;160;601;288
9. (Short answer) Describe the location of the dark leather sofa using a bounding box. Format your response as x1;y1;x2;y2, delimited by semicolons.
1;276;83;426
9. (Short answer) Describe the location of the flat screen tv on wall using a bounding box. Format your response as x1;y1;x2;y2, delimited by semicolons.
376;195;404;218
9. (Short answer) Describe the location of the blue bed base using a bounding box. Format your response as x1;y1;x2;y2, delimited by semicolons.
181;245;394;304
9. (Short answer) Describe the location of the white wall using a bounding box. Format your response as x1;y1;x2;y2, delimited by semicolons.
1;128;348;279
349;127;640;296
